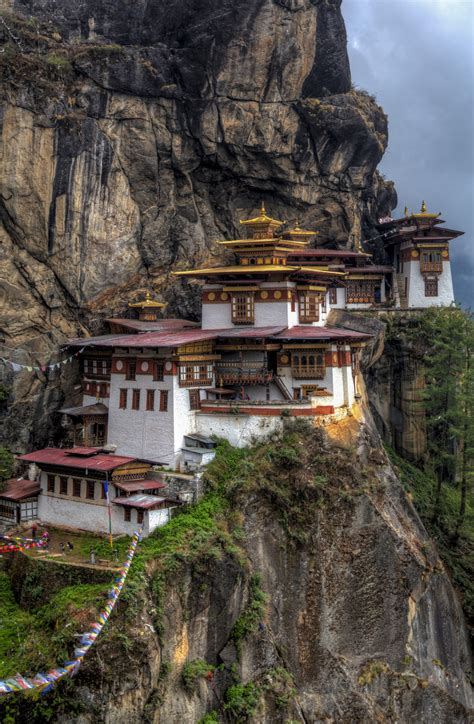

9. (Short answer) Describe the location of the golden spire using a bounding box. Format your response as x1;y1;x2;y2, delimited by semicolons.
404;206;408;217
260;200;266;215
421;200;427;213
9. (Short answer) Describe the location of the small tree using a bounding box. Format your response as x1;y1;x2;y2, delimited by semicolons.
0;446;14;492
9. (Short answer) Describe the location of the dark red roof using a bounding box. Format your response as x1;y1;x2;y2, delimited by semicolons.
0;478;41;501
347;266;394;273
114;480;166;493
288;249;370;258
270;326;371;340
18;448;139;471
68;329;220;349
217;326;286;338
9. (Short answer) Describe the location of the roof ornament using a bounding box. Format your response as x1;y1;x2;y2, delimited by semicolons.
404;206;408;217
421;200;427;213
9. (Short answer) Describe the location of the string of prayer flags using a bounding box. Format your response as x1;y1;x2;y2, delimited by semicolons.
0;529;141;697
0;348;85;374
0;532;49;554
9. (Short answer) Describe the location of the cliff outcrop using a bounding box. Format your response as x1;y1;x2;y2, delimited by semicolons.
0;0;396;450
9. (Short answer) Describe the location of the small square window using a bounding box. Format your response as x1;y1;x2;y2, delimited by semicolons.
160;390;169;411
146;389;155;411
119;389;128;409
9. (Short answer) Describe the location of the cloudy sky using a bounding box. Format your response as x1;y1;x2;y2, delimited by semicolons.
343;0;474;307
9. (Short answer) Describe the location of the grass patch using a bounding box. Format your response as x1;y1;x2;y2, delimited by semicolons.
223;682;260;721
182;659;215;692
231;574;267;651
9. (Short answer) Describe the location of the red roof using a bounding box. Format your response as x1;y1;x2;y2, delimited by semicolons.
114;480;166;493
288;249;370;258
18;448;139;471
270;326;371;340
69;329;220;349
217;326;286;338
0;478;41;501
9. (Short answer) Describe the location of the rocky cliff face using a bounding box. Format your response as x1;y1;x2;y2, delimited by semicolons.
4;415;471;723
0;0;395;451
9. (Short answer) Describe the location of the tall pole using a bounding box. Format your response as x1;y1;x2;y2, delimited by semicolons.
105;473;113;549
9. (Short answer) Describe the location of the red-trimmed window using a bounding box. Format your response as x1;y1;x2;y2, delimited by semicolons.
146;389;155;411
153;361;164;381
73;479;82;497
189;389;200;411
132;389;140;410
47;474;55;493
119;388;128;409
86;480;95;500
137;510;144;525
59;477;68;495
126;359;137;381
160;390;169;411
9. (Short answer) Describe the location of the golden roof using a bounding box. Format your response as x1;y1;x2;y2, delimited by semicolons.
128;290;166;309
239;202;284;227
411;200;441;221
172;265;346;278
284;224;318;238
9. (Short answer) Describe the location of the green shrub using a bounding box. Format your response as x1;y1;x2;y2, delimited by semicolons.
231;574;267;650
224;682;259;720
182;659;215;692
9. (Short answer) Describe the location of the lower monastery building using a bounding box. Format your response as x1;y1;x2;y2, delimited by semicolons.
11;203;463;536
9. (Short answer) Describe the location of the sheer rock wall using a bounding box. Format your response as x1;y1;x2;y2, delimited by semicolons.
0;0;395;451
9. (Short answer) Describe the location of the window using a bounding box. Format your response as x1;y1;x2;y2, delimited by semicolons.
231;292;254;324
160;390;169;411
329;288;338;305
292;388;301;401
153;361;164;381
146;389;155;411
119;388;128;409
189;389;201;411
73;479;82;497
137;510;144;525
425;278;438;297
86;480;95;500
126;359;136;380
47;474;55;493
124;508;131;522
59;477;68;495
291;351;325;379
298;292;320;323
179;364;213;387
420;251;442;273
346;281;375;304
132;389;140;410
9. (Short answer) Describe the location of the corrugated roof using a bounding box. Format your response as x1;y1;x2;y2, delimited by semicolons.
113;494;175;509
217;326;286;338
0;478;41;501
270;326;372;340
347;266;394;273
59;403;109;417
114;480;167;493
18;448;139;471
69;329;221;349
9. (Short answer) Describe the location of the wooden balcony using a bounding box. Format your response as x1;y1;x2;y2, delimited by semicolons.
179;377;213;388
420;262;442;274
291;366;325;379
215;361;272;385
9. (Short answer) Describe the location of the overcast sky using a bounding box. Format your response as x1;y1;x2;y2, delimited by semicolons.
343;0;474;308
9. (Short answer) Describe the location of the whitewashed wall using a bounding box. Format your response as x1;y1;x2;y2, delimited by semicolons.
196;412;283;447
406;260;454;308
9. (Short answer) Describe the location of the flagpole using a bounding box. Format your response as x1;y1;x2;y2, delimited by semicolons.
105;473;113;549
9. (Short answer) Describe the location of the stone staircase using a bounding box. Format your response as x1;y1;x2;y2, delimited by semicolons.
396;273;408;308
274;375;292;400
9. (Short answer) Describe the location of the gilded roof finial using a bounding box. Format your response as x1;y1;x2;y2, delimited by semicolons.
421;200;427;213
260;201;266;216
404;206;408;217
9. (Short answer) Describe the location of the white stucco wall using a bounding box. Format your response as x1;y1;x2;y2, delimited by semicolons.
406;260;454;308
148;507;171;533
107;367;186;464
197;412;283;447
